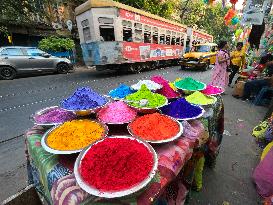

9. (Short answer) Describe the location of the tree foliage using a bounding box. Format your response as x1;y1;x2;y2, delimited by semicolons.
38;36;75;52
180;0;233;43
116;0;177;19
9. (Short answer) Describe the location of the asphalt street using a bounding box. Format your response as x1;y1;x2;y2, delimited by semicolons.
0;66;267;204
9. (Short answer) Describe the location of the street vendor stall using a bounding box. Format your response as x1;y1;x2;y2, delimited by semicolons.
25;76;224;205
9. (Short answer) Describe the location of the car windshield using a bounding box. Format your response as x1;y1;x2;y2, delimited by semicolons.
194;45;211;52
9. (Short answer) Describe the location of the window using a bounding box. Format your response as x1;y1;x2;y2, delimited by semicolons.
99;25;115;41
122;20;132;42
26;48;44;56
6;48;24;56
176;37;180;45
82;19;91;42
152;27;158;44
171;32;176;45
0;49;8;55
144;25;151;43
159;34;165;44
98;17;114;24
194;45;210;52
180;35;185;46
166;35;170;45
134;23;143;42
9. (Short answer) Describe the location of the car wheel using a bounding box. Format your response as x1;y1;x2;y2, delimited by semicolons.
0;66;16;80
57;63;69;74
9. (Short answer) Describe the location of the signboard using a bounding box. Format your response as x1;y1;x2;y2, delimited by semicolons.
242;0;265;25
122;42;183;62
119;9;186;33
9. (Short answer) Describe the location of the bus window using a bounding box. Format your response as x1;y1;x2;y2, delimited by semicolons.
81;19;91;42
159;34;165;44
144;25;151;43
122;20;132;42
171;32;176;45
99;25;115;41
134;23;143;42
152;27;158;44
181;35;185;46
176;37;180;45
166;35;170;45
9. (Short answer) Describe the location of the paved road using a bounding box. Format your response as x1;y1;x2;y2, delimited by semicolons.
0;66;266;204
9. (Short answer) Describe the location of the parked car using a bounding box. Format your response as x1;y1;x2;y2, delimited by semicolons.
0;46;74;80
180;43;217;71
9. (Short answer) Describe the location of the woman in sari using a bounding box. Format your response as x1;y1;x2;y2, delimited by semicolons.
211;41;232;90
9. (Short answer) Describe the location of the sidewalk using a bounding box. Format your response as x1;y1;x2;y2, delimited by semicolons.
190;86;267;205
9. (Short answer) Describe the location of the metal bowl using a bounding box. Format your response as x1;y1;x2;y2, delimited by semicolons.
128;114;184;144
74;136;158;198
31;106;76;128
41;120;109;154
62;99;109;117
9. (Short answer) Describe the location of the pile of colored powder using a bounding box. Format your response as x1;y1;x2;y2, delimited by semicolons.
108;84;135;99
97;101;137;124
131;80;162;91
160;98;203;119
151;76;180;98
169;78;182;91
201;84;223;95
46;119;106;151
125;85;167;108
61;87;107;110
80;137;154;191
185;91;216;105
174;77;205;91
34;107;76;124
129;113;180;141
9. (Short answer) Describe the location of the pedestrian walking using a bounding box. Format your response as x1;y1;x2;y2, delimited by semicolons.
211;41;232;91
229;42;246;86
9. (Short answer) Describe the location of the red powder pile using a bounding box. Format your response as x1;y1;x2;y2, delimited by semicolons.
129;113;180;141
80;137;154;191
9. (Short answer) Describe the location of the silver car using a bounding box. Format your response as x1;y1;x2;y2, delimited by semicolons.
0;46;74;80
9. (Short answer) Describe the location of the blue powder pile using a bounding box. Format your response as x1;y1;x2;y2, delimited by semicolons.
160;98;203;119
61;87;107;110
109;84;135;99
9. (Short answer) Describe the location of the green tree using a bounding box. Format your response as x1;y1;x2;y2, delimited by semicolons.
38;36;75;52
180;0;233;43
116;0;176;19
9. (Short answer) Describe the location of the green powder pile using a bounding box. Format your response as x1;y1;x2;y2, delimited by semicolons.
125;85;167;108
185;91;216;105
174;77;206;91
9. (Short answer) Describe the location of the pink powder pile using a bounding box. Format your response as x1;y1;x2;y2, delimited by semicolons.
97;101;137;124
151;75;180;99
201;84;223;95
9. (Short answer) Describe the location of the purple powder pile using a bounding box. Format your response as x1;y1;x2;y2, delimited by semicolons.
34;107;76;124
61;87;107;110
160;98;203;119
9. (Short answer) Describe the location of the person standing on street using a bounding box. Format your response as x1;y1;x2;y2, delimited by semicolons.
211;41;232;91
229;42;246;86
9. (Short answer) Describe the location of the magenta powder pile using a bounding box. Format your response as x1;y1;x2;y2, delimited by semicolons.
97;101;137;124
34;107;76;124
151;75;180;99
201;84;223;95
